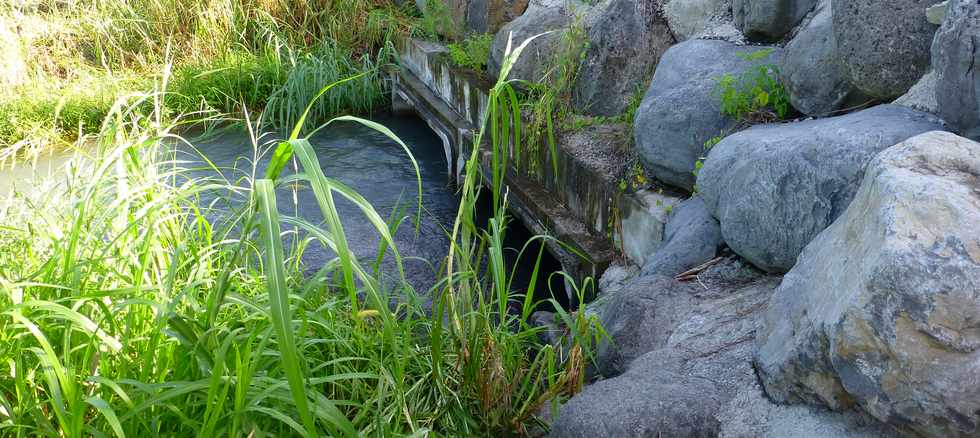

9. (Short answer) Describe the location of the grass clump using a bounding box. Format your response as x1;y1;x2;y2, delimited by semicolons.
0;0;420;150
715;48;790;122
448;34;494;72
0;41;601;436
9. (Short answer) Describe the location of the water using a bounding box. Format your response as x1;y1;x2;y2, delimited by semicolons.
0;115;566;308
182;115;459;293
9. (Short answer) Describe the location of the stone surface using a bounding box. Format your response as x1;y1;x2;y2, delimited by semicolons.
487;0;586;83
552;256;781;437
698;105;945;273
833;0;939;100
634;39;781;191
933;0;980;139
592;257;773;377
928;0;950;24
718;383;895;438
779;0;867;116
663;0;735;41
755;131;980;437
895;69;940;114
734;0;818;41
465;0;529;34
641;197;723;277
616;189;683;266
572;0;675;116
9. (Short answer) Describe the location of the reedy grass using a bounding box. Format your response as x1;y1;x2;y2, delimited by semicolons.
0;38;601;437
0;0;418;149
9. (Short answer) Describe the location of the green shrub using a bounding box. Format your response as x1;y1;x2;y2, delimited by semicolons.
714;49;790;121
447;34;493;72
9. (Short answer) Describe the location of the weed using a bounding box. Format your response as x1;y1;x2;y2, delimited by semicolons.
715;48;789;122
448;34;494;72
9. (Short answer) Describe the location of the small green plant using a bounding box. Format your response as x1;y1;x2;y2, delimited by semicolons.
715;49;790;122
618;161;648;193
420;0;459;39
447;34;494;71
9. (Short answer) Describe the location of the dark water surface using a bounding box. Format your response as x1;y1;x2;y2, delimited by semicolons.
182;115;458;292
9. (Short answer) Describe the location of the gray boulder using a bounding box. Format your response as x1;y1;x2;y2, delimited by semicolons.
594;257;772;377
833;0;939;100
594;275;697;377
464;0;529;34
697;105;945;273
550;351;726;438
552;257;780;437
641;197;723;277
755;131;980;437
488;0;588;83
895;69;940;114
634;39;781;191
572;0;675;116
663;0;737;41
933;0;980;139
718;383;895;438
779;0;867;116
734;0;818;41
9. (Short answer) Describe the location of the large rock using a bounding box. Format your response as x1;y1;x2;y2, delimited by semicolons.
552;257;780;437
734;0;818;41
634;40;781;191
641;196;723;277
755;131;980;437
779;0;867;116
663;0;737;41
572;0;675;116
718;383;895;438
895;69;940;115
833;0;939;100
933;0;980;139
593;257;771;377
464;0;529;34
487;0;588;83
698;105;945;272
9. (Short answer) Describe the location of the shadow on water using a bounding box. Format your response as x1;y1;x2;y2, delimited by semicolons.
178;113;568;312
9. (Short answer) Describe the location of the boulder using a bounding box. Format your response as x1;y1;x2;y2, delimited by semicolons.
718;383;895;438
833;0;939;100
755;131;980;437
663;0;736;41
634;40;781;191
464;0;529;34
733;0;818;41
779;0;868;116
697;105;945;273
552;257;780;437
895;69;940;114
487;0;588;83
572;0;675;116
933;0;980;139
593;256;772;377
550;351;726;438
641;197;723;277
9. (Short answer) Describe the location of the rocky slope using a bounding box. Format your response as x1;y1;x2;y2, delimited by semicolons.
434;0;980;435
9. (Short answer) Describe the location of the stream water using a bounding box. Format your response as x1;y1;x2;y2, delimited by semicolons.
184;115;460;294
0;114;565;307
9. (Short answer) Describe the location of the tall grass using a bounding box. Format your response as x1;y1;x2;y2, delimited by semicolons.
0;39;600;436
0;0;418;149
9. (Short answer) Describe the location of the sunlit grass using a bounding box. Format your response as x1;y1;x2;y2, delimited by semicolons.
0;39;602;436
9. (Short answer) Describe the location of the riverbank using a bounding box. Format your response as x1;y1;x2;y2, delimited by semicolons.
0;0;420;154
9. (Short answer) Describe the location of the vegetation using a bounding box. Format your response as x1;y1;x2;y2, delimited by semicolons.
693;49;791;186
0;28;601;436
714;49;790;122
448;34;494;72
0;0;419;151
